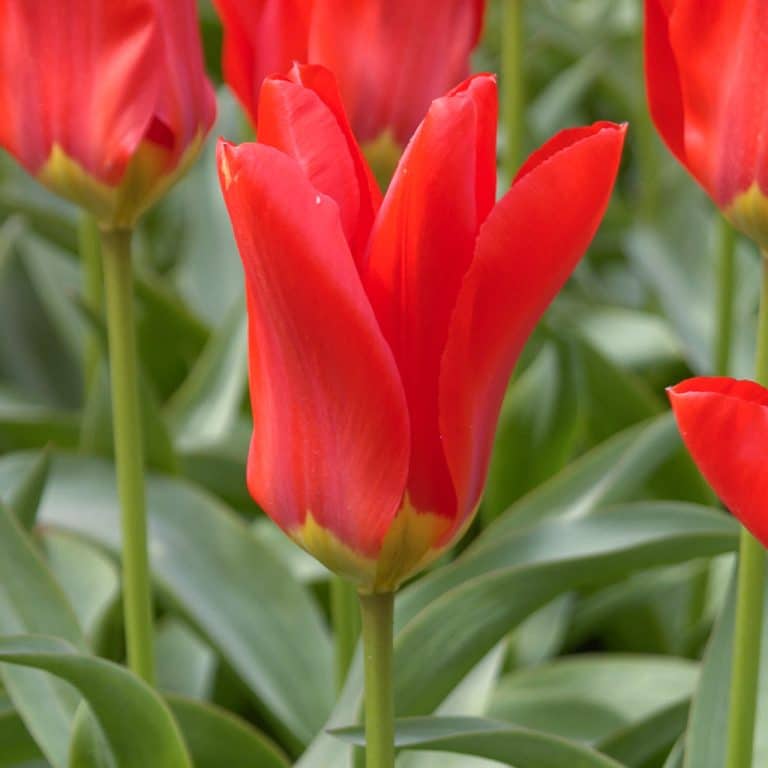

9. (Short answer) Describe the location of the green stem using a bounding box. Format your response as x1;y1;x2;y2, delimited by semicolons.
501;0;524;179
715;218;737;376
331;576;361;690
101;228;155;685
78;214;103;399
725;251;768;768
359;591;395;768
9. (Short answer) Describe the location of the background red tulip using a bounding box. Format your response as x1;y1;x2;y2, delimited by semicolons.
0;0;216;227
669;377;768;548
219;65;625;591
213;0;485;144
645;0;768;246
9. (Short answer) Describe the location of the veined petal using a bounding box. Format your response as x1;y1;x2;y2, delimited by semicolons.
650;0;768;206
0;0;160;183
258;64;381;265
669;377;768;546
217;140;409;567
644;0;686;166
212;0;311;127
439;122;626;535
151;0;217;167
309;0;485;143
364;73;497;522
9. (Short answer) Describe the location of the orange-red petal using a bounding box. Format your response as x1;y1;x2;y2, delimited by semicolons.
363;73;497;522
669;377;768;547
440;122;626;534
217;140;409;560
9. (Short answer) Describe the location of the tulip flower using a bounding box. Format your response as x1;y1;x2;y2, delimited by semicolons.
669;377;768;546
212;0;485;144
0;0;216;229
645;0;768;247
219;64;625;593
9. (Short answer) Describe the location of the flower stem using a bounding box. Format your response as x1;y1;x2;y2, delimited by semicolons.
501;0;524;179
78;213;102;399
725;251;768;768
359;591;395;768
715;218;736;376
101;227;155;685
331;576;360;690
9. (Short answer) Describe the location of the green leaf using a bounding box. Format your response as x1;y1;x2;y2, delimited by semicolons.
0;694;43;767
30;453;333;746
165;299;248;451
68;703;116;768
0;500;85;768
597;700;689;767
41;532;120;645
4;448;50;529
478;414;682;537
155;620;216;700
333;717;624;767
489;655;697;745
167;695;290;768
394;503;736;716
0;635;191;768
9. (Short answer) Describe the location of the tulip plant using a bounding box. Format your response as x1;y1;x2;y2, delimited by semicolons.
0;2;767;768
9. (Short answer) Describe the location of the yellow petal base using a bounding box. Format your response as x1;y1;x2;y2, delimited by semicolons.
726;183;768;250
292;498;452;593
39;132;207;230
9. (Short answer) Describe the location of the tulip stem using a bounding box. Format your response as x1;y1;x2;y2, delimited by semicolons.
501;0;525;178
101;227;155;686
715;218;737;376
359;591;395;768
78;213;103;399
725;251;768;768
332;576;361;689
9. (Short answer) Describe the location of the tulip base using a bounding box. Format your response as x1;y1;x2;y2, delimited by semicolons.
101;227;156;685
359;590;395;768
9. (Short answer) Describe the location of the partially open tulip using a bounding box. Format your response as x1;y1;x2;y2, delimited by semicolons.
645;0;768;247
219;64;625;592
212;0;485;144
669;377;768;547
0;0;216;229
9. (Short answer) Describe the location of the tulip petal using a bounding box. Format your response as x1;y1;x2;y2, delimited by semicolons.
364;73;497;521
668;377;768;547
0;0;160;183
212;0;311;127
309;0;485;143
258;65;381;265
217;140;409;563
646;0;768;206
439;122;626;533
151;0;217;165
644;0;686;166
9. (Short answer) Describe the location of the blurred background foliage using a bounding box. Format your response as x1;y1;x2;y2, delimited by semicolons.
0;1;759;767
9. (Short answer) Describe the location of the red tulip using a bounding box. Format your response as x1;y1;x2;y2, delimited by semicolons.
219;64;625;591
0;0;216;228
668;377;768;546
212;0;485;144
645;0;768;247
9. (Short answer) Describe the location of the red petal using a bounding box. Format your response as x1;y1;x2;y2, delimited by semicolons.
308;0;485;143
212;0;311;128
217;140;409;557
150;0;216;163
0;0;160;182
258;65;381;266
647;0;768;205
669;377;768;546
644;0;686;167
439;123;626;533
363;73;497;521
